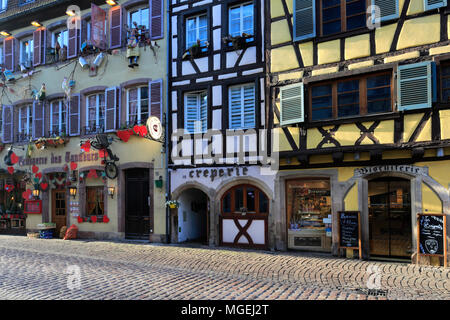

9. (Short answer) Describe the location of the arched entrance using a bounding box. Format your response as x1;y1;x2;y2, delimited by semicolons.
219;184;269;249
368;177;412;259
176;188;209;244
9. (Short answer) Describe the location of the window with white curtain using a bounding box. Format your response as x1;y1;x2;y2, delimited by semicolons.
229;84;256;130
19;105;32;140
86;93;106;133
127;86;149;125
20;38;33;67
184;91;207;134
50;100;67;135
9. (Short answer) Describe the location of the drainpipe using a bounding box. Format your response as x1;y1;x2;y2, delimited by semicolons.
165;0;171;244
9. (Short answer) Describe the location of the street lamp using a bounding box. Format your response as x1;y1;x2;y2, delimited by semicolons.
69;186;77;199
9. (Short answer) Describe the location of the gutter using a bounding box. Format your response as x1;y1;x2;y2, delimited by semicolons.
165;0;171;244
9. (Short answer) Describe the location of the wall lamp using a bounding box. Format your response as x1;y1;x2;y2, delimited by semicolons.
0;31;11;37
108;186;115;199
66;9;76;16
69;186;77;199
31;21;42;27
106;0;118;6
32;189;40;199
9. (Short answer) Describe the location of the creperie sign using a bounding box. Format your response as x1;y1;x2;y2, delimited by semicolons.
187;167;248;182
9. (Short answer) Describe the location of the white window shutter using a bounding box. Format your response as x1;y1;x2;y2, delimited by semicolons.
398;62;432;111
200;92;207;133
243;85;256;129
229;87;242;129
424;0;447;11
372;0;399;22
280;83;304;126
185;94;199;134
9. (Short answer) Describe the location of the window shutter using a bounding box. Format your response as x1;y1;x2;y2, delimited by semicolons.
200;92;207;133
109;6;122;49
230;87;243;129
3;37;14;71
293;0;316;41
2;105;13;143
185;94;199;134
424;0;447;10
280;83;304;126
33;101;45;140
150;0;164;40
243;85;256;129
372;0;399;22
68;94;80;136
105;87;118;132
67;24;79;59
398;62;433;111
33;28;46;66
91;3;107;50
150;79;163;121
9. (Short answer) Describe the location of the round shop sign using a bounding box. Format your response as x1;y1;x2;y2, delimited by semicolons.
146;116;162;141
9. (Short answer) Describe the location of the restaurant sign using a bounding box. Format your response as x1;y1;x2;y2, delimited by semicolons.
354;165;428;177
18;152;99;167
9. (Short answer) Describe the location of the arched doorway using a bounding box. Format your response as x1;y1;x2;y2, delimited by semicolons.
219;184;269;249
368;177;412;260
177;188;209;244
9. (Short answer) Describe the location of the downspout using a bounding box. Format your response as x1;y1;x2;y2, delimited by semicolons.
165;0;171;244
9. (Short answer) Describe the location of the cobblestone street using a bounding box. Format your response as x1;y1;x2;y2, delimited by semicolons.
0;235;448;300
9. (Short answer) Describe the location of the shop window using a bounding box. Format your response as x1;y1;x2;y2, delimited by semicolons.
229;83;256;129
221;185;268;215
184;91;207;134
286;178;332;251
127;86;149;126
85;93;106;134
18;105;32;142
309;72;392;121
20;38;33;68
228;2;254;42
86;186;104;216
50;100;67;136
186;13;208;50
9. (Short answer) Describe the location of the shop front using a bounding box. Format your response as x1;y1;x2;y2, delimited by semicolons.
275;163;450;266
170;166;275;250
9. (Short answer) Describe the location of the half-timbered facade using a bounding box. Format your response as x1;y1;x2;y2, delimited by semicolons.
268;0;450;265
168;0;273;249
0;0;167;242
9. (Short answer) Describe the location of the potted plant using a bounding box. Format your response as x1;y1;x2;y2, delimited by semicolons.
223;33;252;50
188;39;202;58
165;200;180;209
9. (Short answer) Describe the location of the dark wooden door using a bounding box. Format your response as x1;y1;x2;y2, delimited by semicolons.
125;169;150;240
52;189;67;235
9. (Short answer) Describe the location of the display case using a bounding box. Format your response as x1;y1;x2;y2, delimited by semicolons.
286;179;332;252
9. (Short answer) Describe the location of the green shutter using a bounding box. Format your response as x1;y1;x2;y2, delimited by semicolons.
280;83;304;126
397;62;432;111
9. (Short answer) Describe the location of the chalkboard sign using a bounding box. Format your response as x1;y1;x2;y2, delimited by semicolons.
338;211;362;259
417;214;447;267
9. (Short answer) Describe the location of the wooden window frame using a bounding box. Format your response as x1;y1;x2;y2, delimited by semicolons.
439;60;450;104
221;184;269;217
86;185;105;217
320;0;369;37
308;71;394;121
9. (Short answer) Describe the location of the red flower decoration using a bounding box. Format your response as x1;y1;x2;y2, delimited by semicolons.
87;169;98;179
99;149;106;158
32;165;39;174
35;172;42;180
10;152;19;164
77;216;83;223
116;129;134;142
22;189;32;200
40;182;48;191
103;216;110;223
70;162;78;171
7;166;14;175
133;125;147;137
91;216;97;223
81;140;91;153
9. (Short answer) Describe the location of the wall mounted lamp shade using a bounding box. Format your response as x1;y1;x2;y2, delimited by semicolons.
106;0;118;6
69;186;77;198
66;9;76;16
0;31;11;37
32;189;40;199
31;21;42;27
108;187;115;199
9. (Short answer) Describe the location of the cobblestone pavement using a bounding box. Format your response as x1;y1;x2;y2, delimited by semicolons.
0;235;448;300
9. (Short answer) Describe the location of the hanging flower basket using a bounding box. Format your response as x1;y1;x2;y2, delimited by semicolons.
165;200;180;209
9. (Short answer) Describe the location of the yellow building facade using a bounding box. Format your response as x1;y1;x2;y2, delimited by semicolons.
268;0;450;265
0;0;167;241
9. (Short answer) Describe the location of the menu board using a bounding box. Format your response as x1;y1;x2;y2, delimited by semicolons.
338;211;360;249
418;214;446;256
24;200;42;214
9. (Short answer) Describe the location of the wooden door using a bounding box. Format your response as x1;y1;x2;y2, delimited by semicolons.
125;169;150;240
52;189;67;234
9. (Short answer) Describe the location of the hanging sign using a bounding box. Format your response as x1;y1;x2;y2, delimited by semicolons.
338;211;362;259
417;213;447;267
146;116;163;141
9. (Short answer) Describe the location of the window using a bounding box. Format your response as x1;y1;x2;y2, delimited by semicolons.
86;186;104;216
321;0;367;36
0;46;3;66
229;83;256;129
184;91;207;134
129;6;149;32
127;86;149;125
310;72;392;121
229;2;254;37
20;38;33;67
53;29;68;48
50;100;67;136
0;0;7;11
441;63;450;103
186;14;208;49
19;0;34;4
19;105;32;141
86;93;106;134
0;106;2;139
222;185;269;215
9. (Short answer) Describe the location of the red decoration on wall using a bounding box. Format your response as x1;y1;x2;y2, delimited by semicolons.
103;216;110;223
22;189;32;200
99;149;106;158
7;166;14;174
10;152;19;165
70;162;78;171
35;172;42;180
77;216;83;223
87;169;98;178
116;129;134;142
40;182;48;191
81;140;91;153
5;184;14;192
133;125;147;137
32;165;39;174
91;216;97;223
